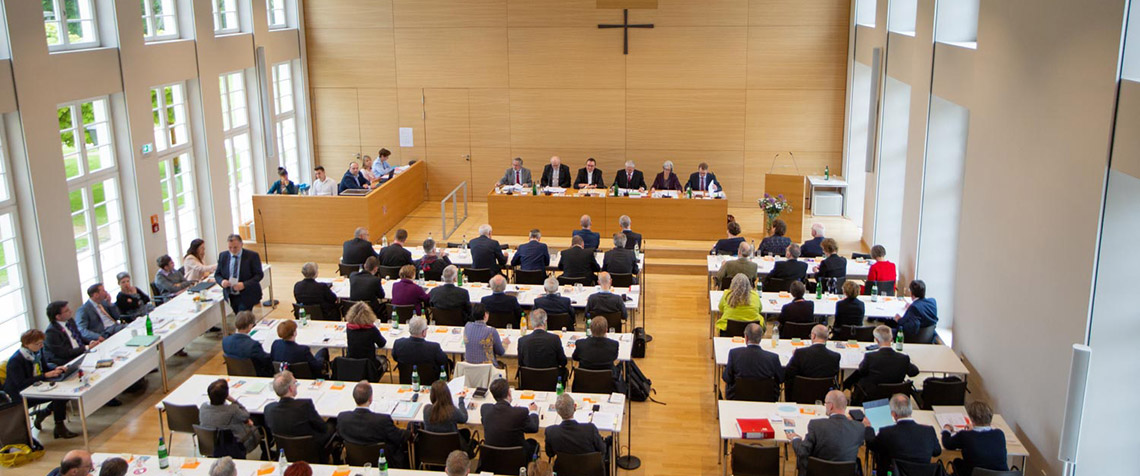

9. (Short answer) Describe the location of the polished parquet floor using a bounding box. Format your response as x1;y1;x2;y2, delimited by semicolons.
21;203;866;475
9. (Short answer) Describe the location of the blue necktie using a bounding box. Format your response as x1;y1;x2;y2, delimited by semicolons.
230;253;239;295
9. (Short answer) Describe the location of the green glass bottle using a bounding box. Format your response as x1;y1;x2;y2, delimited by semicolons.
145;314;154;336
157;437;169;469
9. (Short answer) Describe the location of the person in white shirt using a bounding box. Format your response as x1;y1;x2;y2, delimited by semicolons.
371;148;397;178
310;166;337;196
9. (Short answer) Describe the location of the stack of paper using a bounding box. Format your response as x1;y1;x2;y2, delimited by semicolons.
935;412;971;431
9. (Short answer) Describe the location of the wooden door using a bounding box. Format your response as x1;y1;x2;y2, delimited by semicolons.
423;89;472;200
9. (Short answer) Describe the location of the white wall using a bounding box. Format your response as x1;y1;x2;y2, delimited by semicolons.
872;75;910;263
844;61;870;224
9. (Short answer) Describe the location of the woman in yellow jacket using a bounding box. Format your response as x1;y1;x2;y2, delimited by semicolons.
716;273;762;336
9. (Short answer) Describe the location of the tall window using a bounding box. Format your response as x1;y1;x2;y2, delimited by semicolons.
213;0;240;34
152;83;199;258
267;0;287;29
272;62;300;178
220;72;253;232
44;0;99;50
0;124;31;358
60;99;127;295
141;0;179;41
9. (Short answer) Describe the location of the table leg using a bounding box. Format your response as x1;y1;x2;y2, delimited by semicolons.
78;398;89;451
158;342;170;393
21;396;32;445
722;439;729;476
158;407;167;442
811;185;817;217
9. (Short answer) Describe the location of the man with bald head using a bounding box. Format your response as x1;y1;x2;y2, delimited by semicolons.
48;450;93;476
342;227;377;265
789;390;865;476
783;324;841;398
540;156;571;188
864;393;941;473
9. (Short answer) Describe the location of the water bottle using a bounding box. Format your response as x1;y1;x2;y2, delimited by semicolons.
556;376;564;395
278;449;287;475
157;437;169;469
816;280;824;299
770;324;779;348
392;310;400;330
298;307;308;326
825;165;830;180
461;234;468;250
378;449;389;476
612;183;618;197
532;181;538;195
439;367;447;382
871;283;879;302
411;365;420;391
457;269;464;285
519;467;527;476
895;331;904;351
145;314;154;336
381;234;388;248
685;185;692;199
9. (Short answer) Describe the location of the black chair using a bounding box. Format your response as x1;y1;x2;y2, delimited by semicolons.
518;366;559;391
332;357;372;382
805;456;858;476
788;376;837;404
857;381;914;405
916;376;967;410
273;361;314;379
338;262;362;277
412;429;463;470
730;443;780;476
378;265;403;280
571;368;614;393
781;321;816;340
339;299;361;319
553;452;606;476
513;269;547;285
971;470;1023;476
815;277;847;295
477;444;528;474
609;273;635;288
192;425;218;458
0;399;31;448
863;280;896;296
150;282;172;305
486;312;517;329
727;377;780;402
343;440;386;467
275;434;321;464
907;325;938;344
714;249;735;256
893;459;948;476
464;268;494;283
223;356;257;377
293;303;333;321
557;275;591;286
762;277;795;293
392;304;417;323
832;325;876;342
163;403;200;450
851;252;872;260
422;266;444;282
594;311;624;333
429;307;466;327
546;313;574;331
722;319;761;338
398;362;444;387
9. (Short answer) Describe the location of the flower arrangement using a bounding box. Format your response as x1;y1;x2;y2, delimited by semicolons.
758;193;792;231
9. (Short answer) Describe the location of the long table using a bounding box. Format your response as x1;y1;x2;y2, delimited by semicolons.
401;247;645;272
93;453;448;475
487;189;729;240
707;255;873;290
707;291;908;336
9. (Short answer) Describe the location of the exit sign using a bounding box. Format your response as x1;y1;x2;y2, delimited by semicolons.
141;143;153;154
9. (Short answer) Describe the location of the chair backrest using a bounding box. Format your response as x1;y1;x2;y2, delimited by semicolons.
428;307;465;327
412;429;463;470
455;362;494;389
191;425;218;458
397;362;443;387
422;265;445;282
486;312;517;329
553;452;606;476
464;268;494;284
223;356;258;377
477;444;528;475
546;313;574;331
730;443;780;476
275;434;321;464
343;439;385;467
907;325;938;344
392;304;417;323
870;381;914;402
762;277;794;293
595;311;624;333
518;366;559;392
971;470;1023;476
722;319;758;338
831;325;876;342
817;277;846;295
557;275;591;286
571;367;614;393
893;459;948;476
789;376;837;404
164;403;201;435
782;321;816;340
513;269;548;285
609;273;634;288
332;357;372;382
0;399;31;447
730;377;780;402
863;280;896;296
805;456;858;476
377;265;403;280
292;303;330;321
919;377;967;410
273;361;314;380
338;262;361;277
339;299;363;321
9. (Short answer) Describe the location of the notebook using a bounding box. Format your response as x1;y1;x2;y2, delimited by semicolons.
863;398;895;432
125;335;159;347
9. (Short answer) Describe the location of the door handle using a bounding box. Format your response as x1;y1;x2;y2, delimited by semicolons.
464;155;471;162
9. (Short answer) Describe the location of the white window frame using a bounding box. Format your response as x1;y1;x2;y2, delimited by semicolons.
59;98;115;183
267;0;288;29
271;61;301;180
152;82;200;258
44;0;100;51
152;82;191;153
141;0;179;42
213;0;241;35
0;121;33;357
220;72;254;232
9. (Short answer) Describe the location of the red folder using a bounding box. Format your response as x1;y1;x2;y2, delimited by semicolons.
736;418;775;439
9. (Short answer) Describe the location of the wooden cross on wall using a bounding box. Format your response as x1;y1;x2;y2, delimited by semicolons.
598;9;654;55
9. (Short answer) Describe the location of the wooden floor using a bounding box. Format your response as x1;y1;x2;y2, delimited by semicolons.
22;203;865;476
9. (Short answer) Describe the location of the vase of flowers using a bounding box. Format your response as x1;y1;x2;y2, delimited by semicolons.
758;193;791;232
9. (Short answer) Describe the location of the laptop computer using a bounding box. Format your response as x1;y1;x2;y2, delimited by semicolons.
190;281;216;293
48;355;85;382
863;398;895;432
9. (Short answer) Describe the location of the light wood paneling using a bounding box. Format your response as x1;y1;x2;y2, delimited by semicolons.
468;89;511;148
626;89;747;151
306;28;395;88
746;89;846;152
507;0;614;27
311;88;360;146
510;148;627;180
597;0;658;9
764;173;806;240
488;192;728;240
507;28;626;89
396;88;427;162
303;0;393;29
487;192;607;237
626;149;745;203
509;89;626;149
425;146;473;200
356;88;400;151
742;150;840;204
747;26;848;90
626;27;748;89
645;0;748;26
392;0;507;28
748;0;851;27
471;147;515;198
423;88;471;147
316;145;363;171
394;28;509;88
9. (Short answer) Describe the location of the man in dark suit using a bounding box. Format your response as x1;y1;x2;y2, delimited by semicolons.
349;257;386;317
517;309;568;380
800;223;826;258
264;371;337;463
511;229;550;271
544;394;608;464
378;229;414;267
339;161;370;193
601;234;639;279
481;275;523;318
618;215;642;250
864;394;941;474
585;272;627;321
790;390;865;476
573;158;605;189
215;234;264;312
572;317;620;372
813;238;847;293
294;262;339;319
75;283;126;340
222;311;274;377
558;236;600;285
844;325;920;403
44;301;101;366
342;227;377;265
722;323;783;400
613;161;646;191
784;325;840;397
539;156;572;188
480;378;541;459
337;382;410;468
393;316;450;382
686;162;721;193
778;281;816;328
768;244;809;283
893;280;938;338
534;277;574;324
469;225;507;275
429;265;472;321
572;215;600;250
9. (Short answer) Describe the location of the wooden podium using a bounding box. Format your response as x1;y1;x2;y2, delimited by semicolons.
764;173;806;240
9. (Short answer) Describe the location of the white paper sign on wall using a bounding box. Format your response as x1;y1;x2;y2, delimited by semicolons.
399;127;414;147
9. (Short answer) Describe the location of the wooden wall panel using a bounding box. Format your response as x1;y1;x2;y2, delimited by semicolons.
306;28;395;88
747;26;848;90
357;88;400;152
311;88;360;146
423;89;471;147
468;89;511;148
626;89;746;151
748;0;851;27
507;28;626;89
625;27;748;89
316;145;363;171
511;149;627;181
425;146;472;200
646;0;747;26
508;0;616;27
392;0;507;28
470;147;515;198
303;0;393;29
742;150;839;204
745;89;845;152
396;88;427;163
509;89;626;149
596;0;658;9
394;28;509;88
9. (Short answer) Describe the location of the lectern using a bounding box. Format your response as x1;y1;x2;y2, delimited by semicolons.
763;174;806;240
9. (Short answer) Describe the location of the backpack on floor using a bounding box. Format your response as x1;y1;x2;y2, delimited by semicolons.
624;360;657;403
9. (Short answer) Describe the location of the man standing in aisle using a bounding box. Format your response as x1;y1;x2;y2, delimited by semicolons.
216;234;264;312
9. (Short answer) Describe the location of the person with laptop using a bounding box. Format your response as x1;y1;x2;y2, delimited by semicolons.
4;329;79;438
863;394;941;474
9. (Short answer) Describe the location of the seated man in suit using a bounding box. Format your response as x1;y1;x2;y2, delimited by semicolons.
864;394;941;474
784;325;840;398
712;221;745;255
618;215;642;250
469;224;507;276
336;381;410;468
540;156;571;188
768;243;809;284
715;242;758;290
154;254;193;295
585;272;627;322
893;280;938;338
789;390;865;476
558;236;600;285
534;277;574;326
264;371;337;463
339;161;371;193
544;394;609;464
293;262;339;319
613;160;646;191
721;323;783;400
222;311;274;377
76;283;127;340
601;234;639;282
480;378;541;458
800;223;826;258
572;317;619;373
393;316;451;382
941;401;1009;475
429;265;473;321
481;275;523;319
511;229;550;272
44;300;102;366
497;157;532;186
349;257;386;317
415;238;452;281
843;325;920;403
378;228;414;268
342;227;377;265
517;309;568;381
572;215;600;250
573;157;605;189
778;281;816;328
686;162;721;193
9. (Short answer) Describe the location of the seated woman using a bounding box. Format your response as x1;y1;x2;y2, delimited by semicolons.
267;167;298;195
813;238;847;293
777;281;815;328
715;273;761;336
199;378;264;458
831;281;866;338
391;264;430;315
4;330;78;438
360;155;377;183
270;320;328;378
712;220;746;255
942;401;1008;475
649;160;683;192
344;302;387;381
182;238;218;282
864;244;897;294
114;272;153;320
758;219;793;257
422;380;474;455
